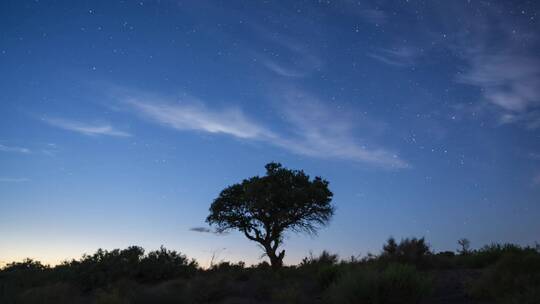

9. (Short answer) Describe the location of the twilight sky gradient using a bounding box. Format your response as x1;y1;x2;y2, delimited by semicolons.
1;0;539;267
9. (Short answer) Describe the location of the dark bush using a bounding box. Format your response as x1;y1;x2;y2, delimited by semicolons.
316;265;342;289
468;251;540;303
300;251;339;267
381;237;432;268
325;263;432;304
458;243;537;268
0;259;53;302
16;282;84;304
298;251;341;289
138;246;198;282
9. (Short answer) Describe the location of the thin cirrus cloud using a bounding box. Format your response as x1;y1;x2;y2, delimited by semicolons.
42;117;131;137
272;89;409;169
249;24;322;78
368;46;419;67
262;60;309;78
126;98;275;140
0;144;31;154
335;2;387;26
123;91;408;169
0;177;30;183
259;49;321;78
459;53;540;113
451;3;540;129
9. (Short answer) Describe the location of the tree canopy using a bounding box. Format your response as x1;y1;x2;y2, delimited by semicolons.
206;162;334;268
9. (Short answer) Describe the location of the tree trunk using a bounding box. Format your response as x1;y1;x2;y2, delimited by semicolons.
265;246;285;269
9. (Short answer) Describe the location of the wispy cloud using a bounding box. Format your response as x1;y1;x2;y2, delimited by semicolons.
272;89;409;169
368;47;419;67
121;90;408;169
0;177;30;183
336;1;388;26
452;3;540;128
42;118;131;137
528;152;540;160
126;97;274;140
248;25;322;78
459;53;540;113
499;110;540;130
261;60;308;78
0;144;30;154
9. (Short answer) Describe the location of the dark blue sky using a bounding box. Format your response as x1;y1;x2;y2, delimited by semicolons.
1;0;539;266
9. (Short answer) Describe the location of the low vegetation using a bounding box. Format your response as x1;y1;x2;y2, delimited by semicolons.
1;238;538;304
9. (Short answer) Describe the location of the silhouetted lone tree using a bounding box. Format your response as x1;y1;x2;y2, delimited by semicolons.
206;162;334;269
458;238;471;255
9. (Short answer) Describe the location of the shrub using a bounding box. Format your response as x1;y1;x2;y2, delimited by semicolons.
208;261;249;282
381;237;432;268
298;251;341;289
94;288;129;304
131;279;187;304
467;252;540;303
430;251;458;269
209;260;245;272
316;265;342;289
63;246;145;290
16;283;83;304
272;283;306;304
300;251;339;267
458;243;537;269
325;263;431;304
138;246;198;282
252;260;271;271
0;259;53;301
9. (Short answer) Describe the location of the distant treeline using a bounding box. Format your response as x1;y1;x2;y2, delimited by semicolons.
1;238;539;303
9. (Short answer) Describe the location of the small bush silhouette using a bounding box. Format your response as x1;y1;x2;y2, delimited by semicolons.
299;251;341;289
468;250;540;303
457;238;471;255
381;237;431;267
300;250;339;267
325;263;432;304
458;242;537;268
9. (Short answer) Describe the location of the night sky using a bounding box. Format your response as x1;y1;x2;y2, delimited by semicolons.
1;0;539;267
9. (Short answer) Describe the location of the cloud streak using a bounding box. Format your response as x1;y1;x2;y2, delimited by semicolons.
368;47;419;67
121;90;408;169
0;177;30;183
126;98;275;140
262;60;308;78
272;89;409;169
450;3;540;129
248;24;322;78
459;53;540;113
0;144;30;154
43;118;131;137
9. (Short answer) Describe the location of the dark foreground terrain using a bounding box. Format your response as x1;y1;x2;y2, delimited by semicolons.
1;238;539;304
